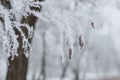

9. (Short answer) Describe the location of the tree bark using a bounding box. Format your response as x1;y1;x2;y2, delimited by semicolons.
0;0;42;80
6;15;37;80
0;0;44;79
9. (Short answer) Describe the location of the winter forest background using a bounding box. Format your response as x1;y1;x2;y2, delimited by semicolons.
0;0;120;80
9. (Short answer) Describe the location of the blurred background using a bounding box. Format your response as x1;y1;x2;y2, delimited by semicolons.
1;0;120;80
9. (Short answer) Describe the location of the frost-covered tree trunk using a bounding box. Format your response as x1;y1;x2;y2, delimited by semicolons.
6;15;37;80
0;0;43;80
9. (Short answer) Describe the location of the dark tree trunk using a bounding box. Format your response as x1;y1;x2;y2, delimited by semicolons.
6;15;37;80
0;0;41;80
6;46;28;80
0;0;43;80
